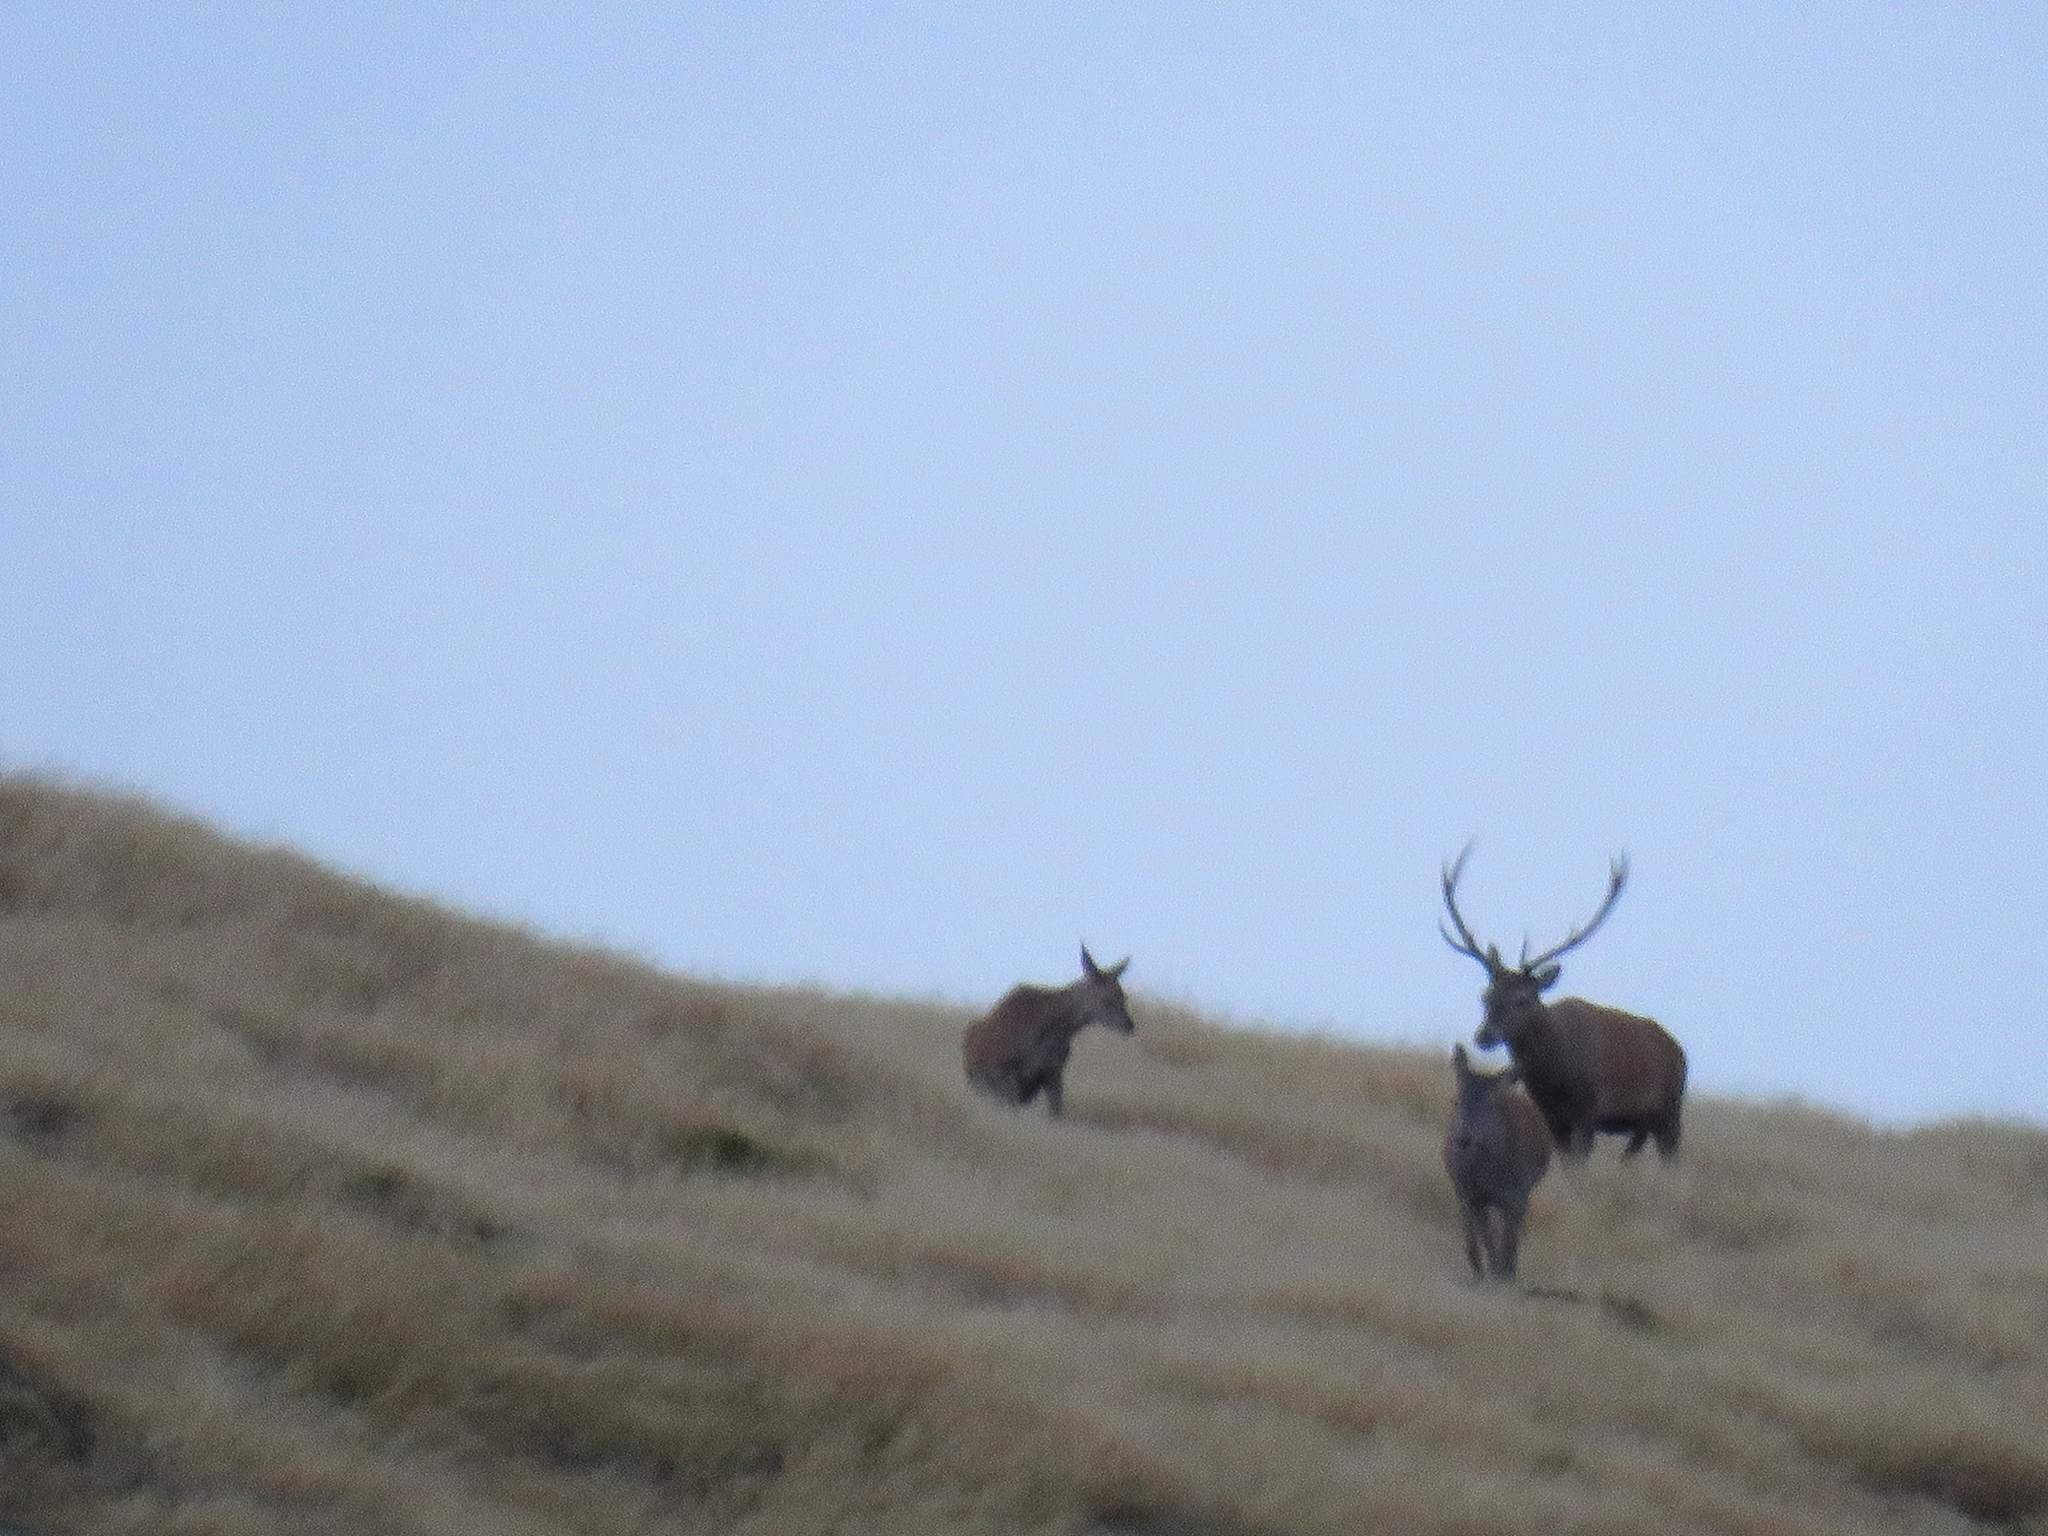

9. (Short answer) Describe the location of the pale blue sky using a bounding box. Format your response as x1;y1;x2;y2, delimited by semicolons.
5;7;2044;1122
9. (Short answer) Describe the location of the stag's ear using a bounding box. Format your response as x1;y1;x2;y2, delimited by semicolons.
1080;943;1101;977
1532;963;1562;992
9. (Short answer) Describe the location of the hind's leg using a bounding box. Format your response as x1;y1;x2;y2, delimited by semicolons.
1495;1195;1528;1280
1482;1207;1514;1279
1621;1128;1649;1157
1043;1072;1065;1119
1459;1205;1486;1279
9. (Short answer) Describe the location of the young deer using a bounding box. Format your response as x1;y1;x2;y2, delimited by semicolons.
1444;1044;1552;1280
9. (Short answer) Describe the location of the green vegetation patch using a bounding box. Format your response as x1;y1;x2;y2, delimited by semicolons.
1845;1437;2048;1528
0;1353;94;1464
338;1165;520;1251
4;1091;83;1149
657;1123;827;1179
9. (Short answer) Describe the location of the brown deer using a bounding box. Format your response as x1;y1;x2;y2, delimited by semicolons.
962;944;1135;1118
1444;1044;1552;1280
1439;845;1686;1162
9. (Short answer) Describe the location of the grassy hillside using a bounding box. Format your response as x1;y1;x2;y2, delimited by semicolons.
2;774;2045;1535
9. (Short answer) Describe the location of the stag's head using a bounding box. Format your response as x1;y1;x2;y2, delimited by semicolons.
1439;844;1628;1052
1078;943;1136;1034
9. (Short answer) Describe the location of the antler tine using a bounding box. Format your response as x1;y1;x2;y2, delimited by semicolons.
1438;842;1493;967
1523;853;1630;972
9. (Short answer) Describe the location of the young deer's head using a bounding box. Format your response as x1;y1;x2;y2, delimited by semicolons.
1447;1043;1525;1159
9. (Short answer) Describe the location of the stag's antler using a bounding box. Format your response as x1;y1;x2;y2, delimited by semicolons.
1521;855;1630;972
1438;842;1498;972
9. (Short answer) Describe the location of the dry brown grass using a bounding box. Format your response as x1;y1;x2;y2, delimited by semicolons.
2;771;2046;1534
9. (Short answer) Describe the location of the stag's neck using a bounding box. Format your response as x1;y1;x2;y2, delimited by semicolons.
1507;1010;1574;1086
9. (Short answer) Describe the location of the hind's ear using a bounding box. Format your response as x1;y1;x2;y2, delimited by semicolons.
1106;955;1130;980
1532;963;1562;992
1080;942;1100;977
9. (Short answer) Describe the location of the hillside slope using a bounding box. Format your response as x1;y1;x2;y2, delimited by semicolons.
2;774;2045;1535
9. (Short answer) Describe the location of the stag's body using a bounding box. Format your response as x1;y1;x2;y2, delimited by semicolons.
1498;995;1686;1161
1440;846;1687;1162
1444;1045;1551;1280
962;945;1135;1118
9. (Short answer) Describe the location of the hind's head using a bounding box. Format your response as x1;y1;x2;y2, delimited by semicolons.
1078;943;1135;1034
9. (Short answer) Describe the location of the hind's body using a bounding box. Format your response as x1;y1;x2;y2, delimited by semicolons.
961;948;1135;1119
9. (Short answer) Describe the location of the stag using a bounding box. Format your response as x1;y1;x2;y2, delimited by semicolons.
962;944;1135;1118
1439;845;1686;1161
1444;1044;1551;1280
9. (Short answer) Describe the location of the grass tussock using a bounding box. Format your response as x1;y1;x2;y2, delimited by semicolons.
2;771;2047;1534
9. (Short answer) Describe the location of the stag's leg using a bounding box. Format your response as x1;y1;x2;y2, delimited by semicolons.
969;1066;1018;1105
1043;1073;1064;1119
1654;1104;1682;1160
1545;1113;1589;1165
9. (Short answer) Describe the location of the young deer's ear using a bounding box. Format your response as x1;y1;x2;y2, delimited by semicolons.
1532;963;1562;992
1080;943;1101;977
1452;1043;1471;1076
